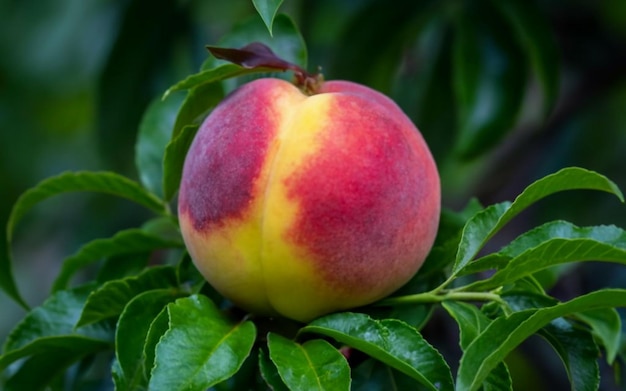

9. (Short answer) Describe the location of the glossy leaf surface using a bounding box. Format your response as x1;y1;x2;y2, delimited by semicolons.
456;289;626;391
268;333;351;391
148;295;256;391
114;289;183;391
302;313;453;391
1;285;112;371
252;0;284;36
51;227;183;292
77;266;179;327
503;291;600;391
453;167;624;275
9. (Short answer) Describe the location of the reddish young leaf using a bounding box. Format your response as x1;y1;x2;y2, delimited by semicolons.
206;42;321;92
206;42;300;72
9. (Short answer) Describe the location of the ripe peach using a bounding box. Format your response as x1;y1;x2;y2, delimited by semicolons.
177;78;440;322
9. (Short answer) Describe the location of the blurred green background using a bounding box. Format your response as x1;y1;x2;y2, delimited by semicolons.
2;0;626;389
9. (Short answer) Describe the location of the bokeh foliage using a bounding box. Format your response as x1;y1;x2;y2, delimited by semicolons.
2;0;626;389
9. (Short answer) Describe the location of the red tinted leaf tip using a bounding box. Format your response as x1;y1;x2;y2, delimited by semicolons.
206;42;323;94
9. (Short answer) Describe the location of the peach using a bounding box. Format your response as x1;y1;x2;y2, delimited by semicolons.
177;78;440;322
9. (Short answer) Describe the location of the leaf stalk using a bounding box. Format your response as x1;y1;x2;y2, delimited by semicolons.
376;289;505;307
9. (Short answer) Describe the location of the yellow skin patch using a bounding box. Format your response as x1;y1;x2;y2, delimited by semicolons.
260;93;342;321
182;82;336;320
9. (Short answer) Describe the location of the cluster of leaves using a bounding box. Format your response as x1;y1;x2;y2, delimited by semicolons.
2;1;626;390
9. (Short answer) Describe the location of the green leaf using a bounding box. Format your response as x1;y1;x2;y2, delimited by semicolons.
141;213;183;242
163;64;262;98
259;348;289;391
93;216;181;283
2;171;169;307
539;319;599;391
142;307;170;383
456;289;626;391
8;171;167;242
452;167;624;275
0;233;25;309
0;285;112;371
77;266;179;327
463;222;626;292
2;349;85;391
492;0;559;116
503;291;600;391
135;92;185;198
114;289;183;391
366;301;436;333
176;252;207;295
442;301;491;348
301;312;453;391
452;201;511;275
421;202;485;276
575;308;622;364
501;220;626;258
96;253;151;283
452;0;527;159
456;253;512;277
51;226;183;292
172;82;224;139
442;301;512;390
252;0;284;36
1;337;109;382
163;124;199;201
464;219;626;278
148;295;256;391
267;333;351;391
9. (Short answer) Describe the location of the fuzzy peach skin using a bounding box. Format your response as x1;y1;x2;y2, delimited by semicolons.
177;78;440;322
